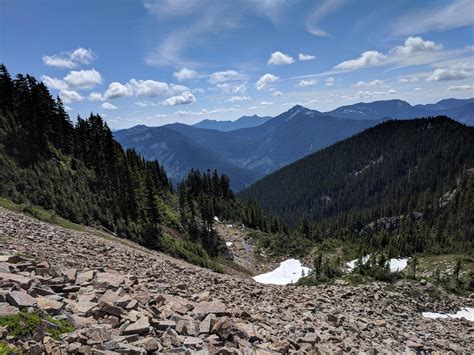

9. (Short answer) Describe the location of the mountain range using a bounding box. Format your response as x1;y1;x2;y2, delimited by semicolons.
115;98;474;191
192;114;271;131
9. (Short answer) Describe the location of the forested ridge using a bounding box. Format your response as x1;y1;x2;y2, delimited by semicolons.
0;65;258;268
240;117;474;256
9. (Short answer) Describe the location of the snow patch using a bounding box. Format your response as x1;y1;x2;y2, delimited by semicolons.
226;242;233;247
253;259;310;285
422;307;474;322
346;256;408;272
213;216;219;222
389;258;408;272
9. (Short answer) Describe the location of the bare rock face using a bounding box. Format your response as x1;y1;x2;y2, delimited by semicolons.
0;206;472;354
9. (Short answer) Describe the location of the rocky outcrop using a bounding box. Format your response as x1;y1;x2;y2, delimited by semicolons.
0;207;472;353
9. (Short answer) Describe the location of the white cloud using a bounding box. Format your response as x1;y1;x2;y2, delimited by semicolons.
299;53;316;61
101;102;118;110
209;70;246;84
256;73;279;91
88;92;105;101
387;89;397;95
354;79;383;88
390;36;442;56
260;101;273;106
325;76;335;86
174;107;237;116
42;47;95;68
173;67;198;81
333;36;443;72
399;76;419;83
42;56;76;69
228;95;251;102
268;51;295;65
64;69;102;89
129;79;170;97
216;82;248;94
104;82;134;99
448;85;474;91
69;48;95;64
272;91;283;97
392;0;474;35
41;75;68;90
334;51;386;70
162;91;196;105
298;79;317;87
306;0;345;36
426;68;473;81
59;90;83;103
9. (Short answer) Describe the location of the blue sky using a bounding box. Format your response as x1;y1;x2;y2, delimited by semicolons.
1;0;473;128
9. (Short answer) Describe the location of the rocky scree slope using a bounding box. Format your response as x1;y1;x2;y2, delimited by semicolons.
0;207;472;354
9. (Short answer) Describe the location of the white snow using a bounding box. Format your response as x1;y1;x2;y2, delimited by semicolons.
213;216;219;222
422;307;474;322
389;258;408;272
226;242;233;247
253;259;310;285
346;255;408;272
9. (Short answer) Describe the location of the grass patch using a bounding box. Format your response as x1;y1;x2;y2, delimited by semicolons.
0;311;74;341
0;197;85;232
0;341;18;354
46;316;74;341
0;310;41;338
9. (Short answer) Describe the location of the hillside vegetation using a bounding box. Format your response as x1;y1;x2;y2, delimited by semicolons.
240;117;474;256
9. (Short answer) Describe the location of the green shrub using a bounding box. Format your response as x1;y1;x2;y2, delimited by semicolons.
0;310;40;338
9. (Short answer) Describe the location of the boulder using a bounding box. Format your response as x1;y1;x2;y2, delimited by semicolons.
122;316;150;335
6;291;36;308
36;297;64;315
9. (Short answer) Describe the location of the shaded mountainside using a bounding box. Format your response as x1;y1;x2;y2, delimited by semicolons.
114;125;261;191
116;106;378;187
240;117;474;254
193;114;271;131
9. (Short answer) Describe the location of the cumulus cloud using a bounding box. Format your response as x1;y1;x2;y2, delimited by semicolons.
260;101;273;106
299;53;316;61
162;91;196;106
325;76;335;86
129;79;170;97
354;79;383;88
41;75;68;90
228;95;251;102
104;82;134;99
64;69;102;89
42;47;95;68
256;73;279;90
390;36;442;56
59;90;84;103
174;107;237;116
272;91;283;97
298;79;317;87
101;102;118;110
399;76;419;83
209;70;246;84
173;67;198;81
268;51;295;65
426;68;473;81
334;36;443;71
88;92;105;101
448;84;474;91
334;51;386;70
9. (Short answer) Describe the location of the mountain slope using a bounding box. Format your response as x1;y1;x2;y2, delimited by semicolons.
166;106;378;174
325;98;474;124
114;125;261;190
239;117;474;252
193;114;271;131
